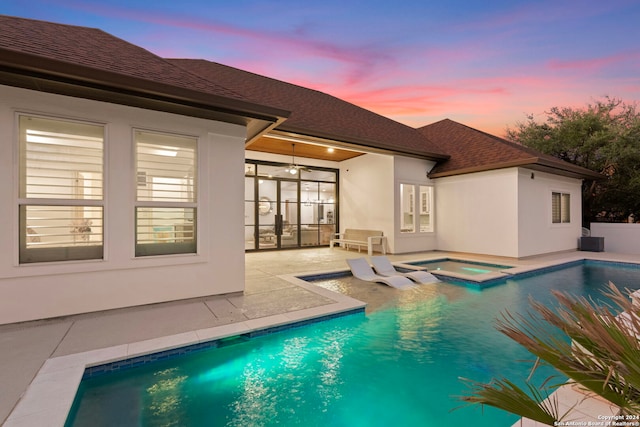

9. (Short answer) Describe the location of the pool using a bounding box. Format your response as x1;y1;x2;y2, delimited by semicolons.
411;258;513;275
66;261;640;426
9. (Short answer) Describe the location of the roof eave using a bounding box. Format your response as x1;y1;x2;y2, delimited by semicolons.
533;158;605;180
0;48;290;138
429;158;605;180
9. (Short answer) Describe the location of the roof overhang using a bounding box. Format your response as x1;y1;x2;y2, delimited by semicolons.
265;128;450;162
0;48;289;141
429;157;605;180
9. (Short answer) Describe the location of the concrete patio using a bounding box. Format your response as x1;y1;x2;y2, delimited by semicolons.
2;248;638;425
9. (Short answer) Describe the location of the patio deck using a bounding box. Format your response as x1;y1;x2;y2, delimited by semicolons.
1;248;638;425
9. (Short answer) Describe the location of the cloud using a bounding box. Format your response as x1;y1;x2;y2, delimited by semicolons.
547;51;640;72
547;53;638;71
335;83;507;114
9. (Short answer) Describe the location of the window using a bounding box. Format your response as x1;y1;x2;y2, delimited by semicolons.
552;191;571;223
135;130;197;256
18;115;104;263
401;184;434;233
400;183;415;233
419;186;433;232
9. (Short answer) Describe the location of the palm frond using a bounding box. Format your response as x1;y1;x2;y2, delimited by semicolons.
456;282;640;421
457;376;561;425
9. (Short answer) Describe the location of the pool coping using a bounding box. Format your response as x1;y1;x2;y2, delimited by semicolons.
6;254;640;427
403;256;640;287
3;274;366;427
300;259;517;287
398;257;518;286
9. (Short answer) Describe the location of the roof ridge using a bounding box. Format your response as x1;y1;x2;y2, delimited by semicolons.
152;59;251;102
170;58;440;143
170;58;331;104
418;117;601;179
423;118;541;157
169;58;446;157
0;13;102;31
172;58;343;97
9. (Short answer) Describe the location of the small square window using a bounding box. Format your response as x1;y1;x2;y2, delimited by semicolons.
552;192;570;224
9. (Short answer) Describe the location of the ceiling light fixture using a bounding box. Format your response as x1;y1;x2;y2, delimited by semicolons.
288;143;301;174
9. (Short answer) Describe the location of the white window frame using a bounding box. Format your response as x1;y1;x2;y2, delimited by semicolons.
400;183;435;234
400;183;415;233
134;129;198;257
17;114;105;264
419;185;434;233
551;191;571;224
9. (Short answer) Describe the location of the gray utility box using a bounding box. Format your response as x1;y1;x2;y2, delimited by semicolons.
579;236;604;252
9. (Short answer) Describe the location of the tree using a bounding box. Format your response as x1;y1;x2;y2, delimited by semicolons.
457;283;640;425
506;97;640;226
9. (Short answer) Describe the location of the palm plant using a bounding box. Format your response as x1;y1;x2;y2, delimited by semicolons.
458;282;640;425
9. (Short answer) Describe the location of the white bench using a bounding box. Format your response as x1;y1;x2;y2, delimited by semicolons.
330;229;387;256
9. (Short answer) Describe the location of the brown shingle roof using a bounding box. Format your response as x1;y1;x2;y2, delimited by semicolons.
419;119;603;180
0;15;288;127
170;59;448;160
0;15;244;99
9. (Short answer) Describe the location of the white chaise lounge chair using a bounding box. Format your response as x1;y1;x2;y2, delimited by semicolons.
346;258;414;289
370;256;440;284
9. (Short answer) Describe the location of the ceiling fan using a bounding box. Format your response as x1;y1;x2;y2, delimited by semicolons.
282;143;311;175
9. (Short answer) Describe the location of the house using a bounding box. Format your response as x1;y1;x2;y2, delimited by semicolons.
0;15;600;324
168;59;600;257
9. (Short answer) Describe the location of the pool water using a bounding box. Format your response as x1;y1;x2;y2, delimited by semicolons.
66;262;640;427
412;259;512;275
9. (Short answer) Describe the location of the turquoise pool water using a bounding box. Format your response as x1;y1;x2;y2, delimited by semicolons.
67;261;640;426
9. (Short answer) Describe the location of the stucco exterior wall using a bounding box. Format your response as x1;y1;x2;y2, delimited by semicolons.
0;85;247;324
393;156;438;253
435;168;520;257
339;154;395;251
517;169;583;257
591;223;640;254
434;168;583;258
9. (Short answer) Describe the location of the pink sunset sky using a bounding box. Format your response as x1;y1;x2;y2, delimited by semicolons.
2;0;639;136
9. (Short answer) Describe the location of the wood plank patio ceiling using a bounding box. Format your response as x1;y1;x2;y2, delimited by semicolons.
247;136;364;162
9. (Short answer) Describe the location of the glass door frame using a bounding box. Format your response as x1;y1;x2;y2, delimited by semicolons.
245;160;339;252
257;177;298;250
